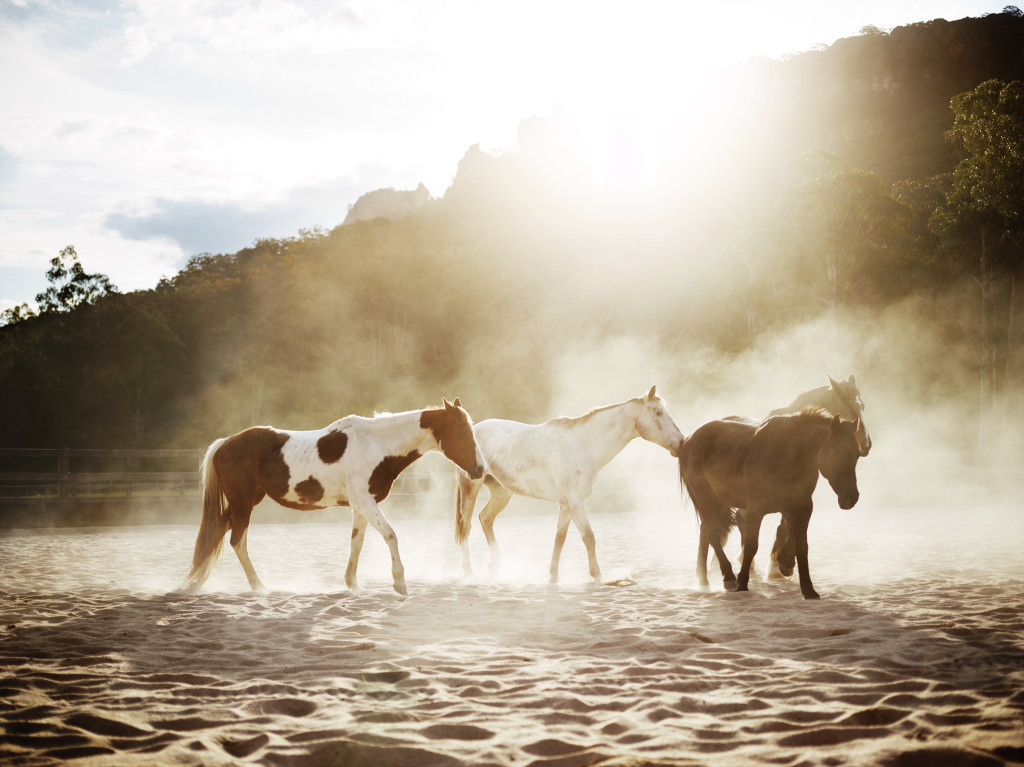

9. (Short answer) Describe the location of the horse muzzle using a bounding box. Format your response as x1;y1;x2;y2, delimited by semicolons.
838;491;859;510
468;463;486;480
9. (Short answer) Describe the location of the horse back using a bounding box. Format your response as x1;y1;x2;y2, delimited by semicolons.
473;418;586;501
679;419;754;511
744;413;829;503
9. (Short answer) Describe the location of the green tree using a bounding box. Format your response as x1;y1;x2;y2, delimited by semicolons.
769;152;913;315
929;79;1024;443
36;245;119;313
0;303;37;326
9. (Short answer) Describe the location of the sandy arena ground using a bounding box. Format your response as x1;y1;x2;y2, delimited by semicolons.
1;501;1022;767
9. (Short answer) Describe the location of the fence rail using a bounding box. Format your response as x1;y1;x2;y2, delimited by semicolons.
0;447;204;502
0;447;448;529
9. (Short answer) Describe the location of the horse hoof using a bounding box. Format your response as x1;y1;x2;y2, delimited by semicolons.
723;579;738;592
803;591;821;600
394;582;409;596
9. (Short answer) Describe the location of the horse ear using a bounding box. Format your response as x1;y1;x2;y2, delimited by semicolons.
443;398;453;411
453;397;462;409
647;385;657;400
848;374;857;387
827;375;840;390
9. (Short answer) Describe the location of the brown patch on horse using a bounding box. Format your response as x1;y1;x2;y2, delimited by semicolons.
419;407;449;441
295;476;325;505
215;427;291;505
368;451;422;502
420;402;480;476
317;429;348;464
211;427;291;545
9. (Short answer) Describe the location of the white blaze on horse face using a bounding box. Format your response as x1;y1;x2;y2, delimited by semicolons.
636;396;684;457
856;412;872;454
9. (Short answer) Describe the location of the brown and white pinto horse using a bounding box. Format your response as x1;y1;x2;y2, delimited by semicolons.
184;399;485;595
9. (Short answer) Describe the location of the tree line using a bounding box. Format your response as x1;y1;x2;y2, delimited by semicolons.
1;75;1022;453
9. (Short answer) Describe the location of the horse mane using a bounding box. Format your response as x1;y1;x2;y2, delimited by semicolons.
754;406;840;453
546;396;642;428
798;405;832;419
372;405;441;419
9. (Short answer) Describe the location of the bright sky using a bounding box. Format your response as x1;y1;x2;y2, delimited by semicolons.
0;0;1002;311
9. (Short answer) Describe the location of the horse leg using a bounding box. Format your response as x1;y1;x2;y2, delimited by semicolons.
231;527;267;593
696;525;710;588
736;512;764;592
787;507;819;600
478;478;513;578
567;502;601;584
345;511;369;592
768;519;795;580
735;508;755;573
686;476;735;590
227;490;265;592
707;531;736;591
350;494;407;595
549;505;572;584
455;473;483;577
695;500;736;591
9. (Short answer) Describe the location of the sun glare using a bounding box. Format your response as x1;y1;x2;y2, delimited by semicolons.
498;2;743;195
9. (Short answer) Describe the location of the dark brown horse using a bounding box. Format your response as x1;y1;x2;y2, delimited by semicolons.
679;408;862;599
702;375;871;583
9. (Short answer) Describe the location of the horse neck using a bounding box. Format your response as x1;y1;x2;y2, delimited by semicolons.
766;413;832;468
373;410;438;454
570;400;640;469
801;416;835;469
773;385;828;416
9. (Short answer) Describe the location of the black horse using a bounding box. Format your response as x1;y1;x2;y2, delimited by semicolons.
679;408;862;599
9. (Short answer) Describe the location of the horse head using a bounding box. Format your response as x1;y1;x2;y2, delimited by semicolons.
430;398;486;479
635;385;686;458
818;413;861;510
827;375;872;456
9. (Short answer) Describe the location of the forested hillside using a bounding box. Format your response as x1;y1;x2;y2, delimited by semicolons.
2;10;1023;457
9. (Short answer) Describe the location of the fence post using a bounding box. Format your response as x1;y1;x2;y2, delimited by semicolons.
57;448;70;501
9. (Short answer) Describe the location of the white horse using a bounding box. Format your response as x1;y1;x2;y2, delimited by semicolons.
185;398;485;595
455;386;685;584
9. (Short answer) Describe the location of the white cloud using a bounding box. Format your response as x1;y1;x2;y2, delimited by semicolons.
0;0;1003;309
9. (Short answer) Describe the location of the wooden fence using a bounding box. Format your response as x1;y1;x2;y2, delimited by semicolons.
0;447;203;501
0;447;448;529
0;447;203;528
